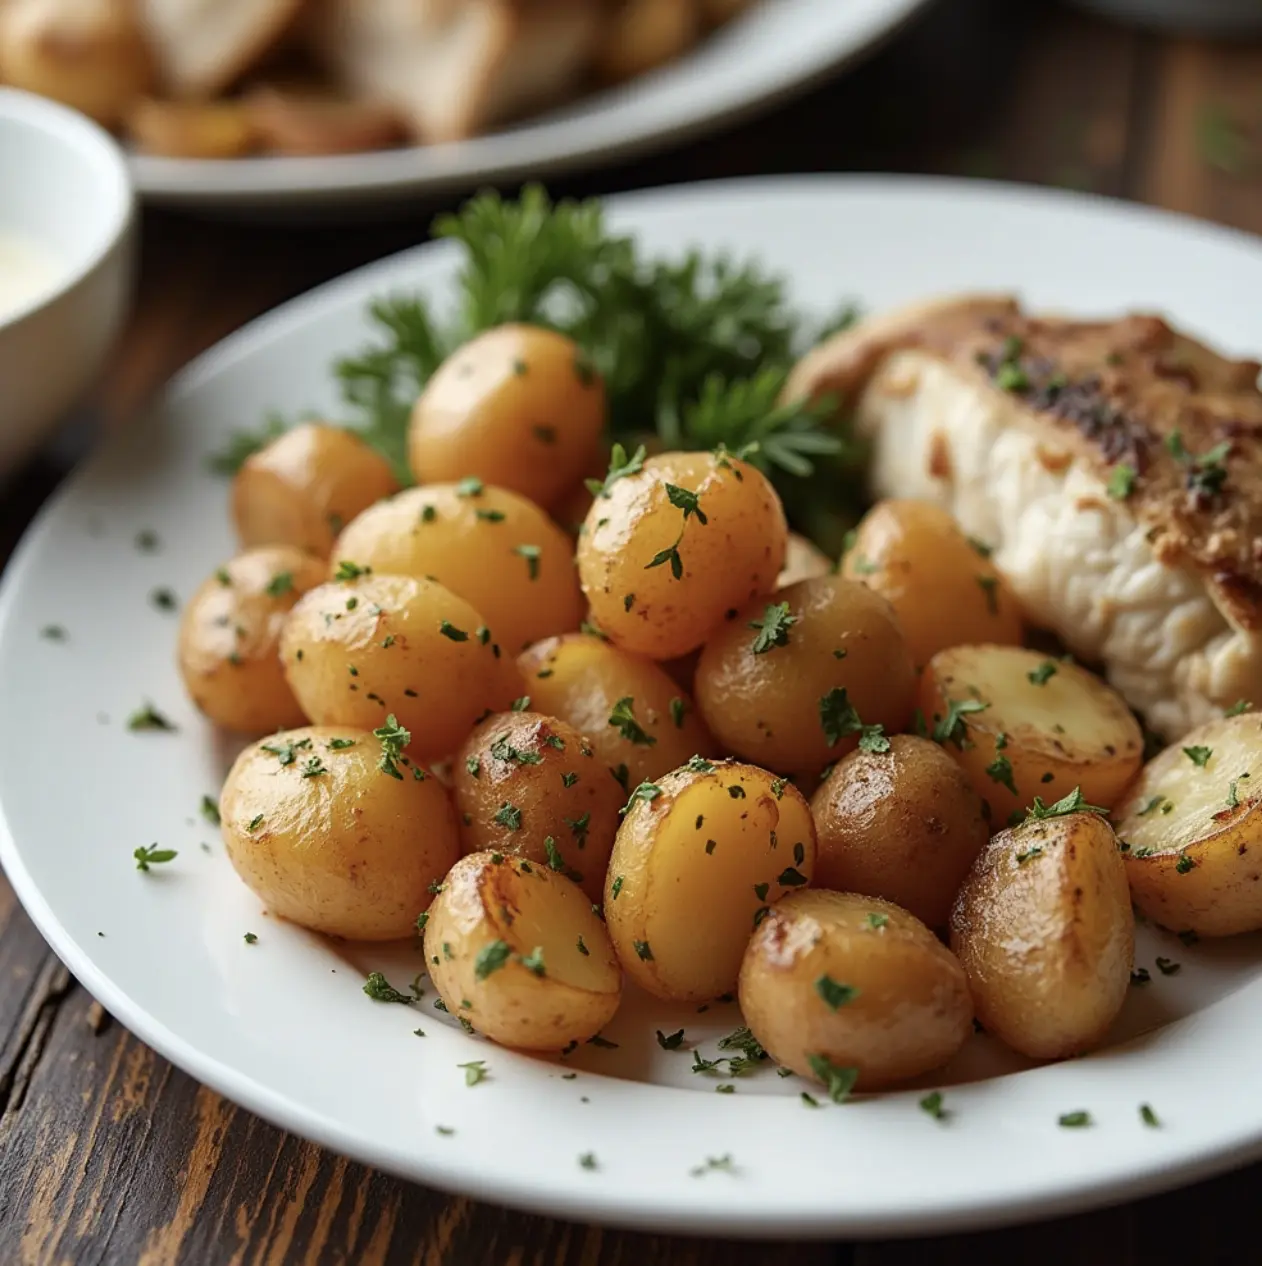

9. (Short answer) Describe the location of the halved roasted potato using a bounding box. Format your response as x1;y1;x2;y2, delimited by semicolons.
950;809;1134;1060
424;851;622;1051
920;644;1143;824
1114;711;1262;937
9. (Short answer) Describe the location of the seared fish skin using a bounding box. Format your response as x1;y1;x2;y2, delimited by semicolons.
786;296;1262;740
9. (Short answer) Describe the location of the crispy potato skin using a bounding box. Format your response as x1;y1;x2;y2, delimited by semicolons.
577;451;788;660
1114;712;1262;936
695;575;917;775
844;500;1022;668
178;546;325;735
232;423;399;558
424;852;621;1051
220;725;458;941
280;574;521;762
810;735;989;929
452;712;624;902
604;760;816;1002
739;890;972;1091
920;644;1143;822
777;532;832;589
408;325;605;511
519;634;713;788
332;484;583;654
950;812;1134;1060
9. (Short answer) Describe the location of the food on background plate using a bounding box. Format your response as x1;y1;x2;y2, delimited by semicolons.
787;295;1262;741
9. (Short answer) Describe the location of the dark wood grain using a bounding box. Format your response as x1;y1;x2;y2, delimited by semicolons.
5;2;1262;1262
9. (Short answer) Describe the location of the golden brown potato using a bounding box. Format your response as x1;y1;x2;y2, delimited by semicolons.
244;86;406;155
950;810;1134;1060
280;573;521;763
595;0;700;83
232;423;400;558
777;532;832;589
424;851;621;1051
451;711;625;903
810;735;989;929
919;644;1143;824
0;0;151;127
843;500;1022;669
739;890;973;1092
519;633;714;789
127;98;257;158
331;483;583;654
178;546;325;735
408;326;606;511
604;758;816;1002
1114;712;1262;936
578;450;788;660
701;0;755;22
220;725;459;941
694;576;917;775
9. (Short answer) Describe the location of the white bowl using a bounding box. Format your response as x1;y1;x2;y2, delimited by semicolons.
0;89;135;475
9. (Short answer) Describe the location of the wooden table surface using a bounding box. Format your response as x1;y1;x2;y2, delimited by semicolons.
5;0;1262;1261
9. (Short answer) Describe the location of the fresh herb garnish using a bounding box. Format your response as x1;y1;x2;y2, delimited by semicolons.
458;1060;489;1086
1027;661;1058;686
815;976;858;1011
608;696;656;746
1019;786;1109;823
265;572;294;598
931;698;988;748
200;795;220;825
1183;746;1212;768
374;714;411;779
1058;1111;1092;1128
494;802;522;830
1107;464;1136;500
656;1028;685;1050
127;703;176;732
134;844;176;871
749;601;797;654
920;1091;946;1120
474;940;511;980
808;1054;859;1105
363;972;413;1003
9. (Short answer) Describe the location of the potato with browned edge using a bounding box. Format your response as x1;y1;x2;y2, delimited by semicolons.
740;890;973;1092
843;500;1022;668
605;758;816;1002
408;325;605;511
951;808;1134;1060
220;725;459;941
519;633;714;789
332;482;583;653
811;735;989;929
695;576;917;775
452;711;625;903
281;572;521;763
920;644;1143;823
1114;711;1262;937
578;449;788;660
424;852;622;1051
233;422;399;557
178;546;325;735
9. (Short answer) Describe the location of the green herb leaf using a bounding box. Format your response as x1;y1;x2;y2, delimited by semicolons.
920;1091;946;1120
133;844;177;871
1027;661;1058;686
808;1053;859;1105
474;940;511;980
363;972;413;1004
608;696;657;746
815;976;858;1011
748;600;797;654
931;698;989;748
373;714;411;779
1183;745;1212;768
1058;1111;1092;1128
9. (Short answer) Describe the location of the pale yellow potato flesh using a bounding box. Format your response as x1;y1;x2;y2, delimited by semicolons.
280;574;522;763
424;852;622;1051
604;760;816;1002
519;633;714;789
177;546;325;735
332;483;584;654
220;725;459;941
950;811;1134;1060
919;644;1143;823
777;532;831;589
739;890;973;1091
1114;711;1262;936
577;451;788;660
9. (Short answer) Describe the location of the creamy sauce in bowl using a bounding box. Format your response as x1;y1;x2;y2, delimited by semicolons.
0;229;64;323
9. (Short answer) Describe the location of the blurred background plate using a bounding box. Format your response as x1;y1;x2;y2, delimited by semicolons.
128;0;933;209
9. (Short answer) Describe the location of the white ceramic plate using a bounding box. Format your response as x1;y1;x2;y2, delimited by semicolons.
129;0;930;207
4;176;1262;1238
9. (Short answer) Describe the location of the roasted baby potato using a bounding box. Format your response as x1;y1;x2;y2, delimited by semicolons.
604;758;816;1002
331;483;583;654
695;576;917;775
810;735;989;929
424;851;622;1051
950;809;1134;1060
280;573;521;762
577;449;788;660
919;644;1143;823
127;98;256;158
595;0;700;82
178;546;326;735
452;711;625;903
245;87;406;155
220;725;459;941
519;633;714;789
1114;712;1262;936
777;532;832;589
739;890;973;1091
408;325;606;511
232;423;400;558
843;499;1022;668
